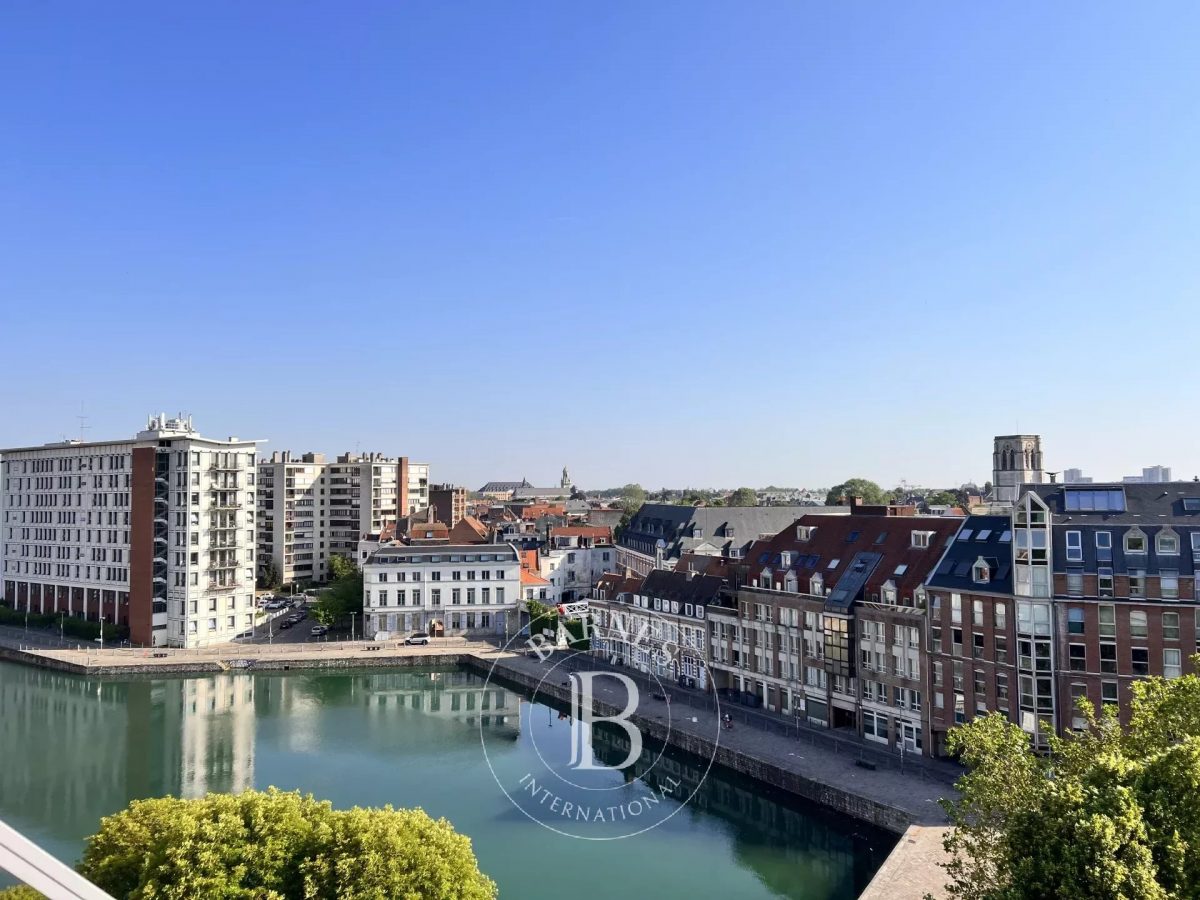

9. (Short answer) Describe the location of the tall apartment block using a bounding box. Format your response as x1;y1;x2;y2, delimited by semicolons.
1;415;259;648
257;451;429;585
429;483;467;526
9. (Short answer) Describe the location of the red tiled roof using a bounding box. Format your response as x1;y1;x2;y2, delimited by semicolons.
740;513;960;603
551;526;612;541
448;516;489;544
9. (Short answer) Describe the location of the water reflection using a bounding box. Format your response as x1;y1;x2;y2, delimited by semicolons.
0;662;889;899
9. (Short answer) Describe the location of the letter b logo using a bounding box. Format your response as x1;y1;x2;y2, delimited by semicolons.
567;672;643;770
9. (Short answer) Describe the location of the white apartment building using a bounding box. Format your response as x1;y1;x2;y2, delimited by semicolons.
257;452;429;585
538;526;615;603
1;415;259;648
362;543;520;639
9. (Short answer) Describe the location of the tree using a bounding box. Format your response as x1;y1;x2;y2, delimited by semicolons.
926;490;959;507
619;483;646;513
257;561;280;591
727;487;758;507
825;478;888;506
314;557;363;627
939;662;1200;899
0;888;46;899
75;789;496;900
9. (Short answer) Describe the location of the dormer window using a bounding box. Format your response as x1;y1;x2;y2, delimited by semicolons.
797;525;815;542
809;572;823;595
881;580;897;604
1125;528;1147;554
972;558;991;584
780;551;792;567
1157;529;1180;555
784;571;798;593
692;526;702;539
759;567;772;589
912;531;932;548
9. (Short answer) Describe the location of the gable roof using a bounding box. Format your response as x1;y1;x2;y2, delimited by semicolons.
447;516;489;544
739;513;960;609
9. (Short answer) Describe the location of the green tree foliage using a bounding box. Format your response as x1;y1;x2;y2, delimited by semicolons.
619;483;646;513
256;561;281;590
77;788;496;900
727;487;759;507
0;887;46;899
925;490;960;507
0;604;123;643
314;557;363;627
940;663;1200;899
825;478;888;506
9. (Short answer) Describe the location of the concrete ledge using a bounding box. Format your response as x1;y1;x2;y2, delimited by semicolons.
858;824;949;900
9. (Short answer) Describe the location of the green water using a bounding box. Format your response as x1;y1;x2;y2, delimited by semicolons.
0;661;892;898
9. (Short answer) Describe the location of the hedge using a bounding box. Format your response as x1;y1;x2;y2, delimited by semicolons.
0;603;125;642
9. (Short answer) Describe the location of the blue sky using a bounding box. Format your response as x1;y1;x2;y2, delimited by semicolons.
2;3;1198;490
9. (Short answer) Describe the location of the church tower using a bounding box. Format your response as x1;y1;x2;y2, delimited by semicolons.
561;466;572;492
992;435;1044;504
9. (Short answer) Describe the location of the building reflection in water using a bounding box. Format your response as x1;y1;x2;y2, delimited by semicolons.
589;722;894;897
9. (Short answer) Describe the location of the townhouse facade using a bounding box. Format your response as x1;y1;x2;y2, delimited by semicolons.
362;543;520;639
1;415;259;648
257;451;429;585
591;569;721;689
708;512;960;754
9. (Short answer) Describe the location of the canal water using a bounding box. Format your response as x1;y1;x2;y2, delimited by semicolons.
0;661;892;898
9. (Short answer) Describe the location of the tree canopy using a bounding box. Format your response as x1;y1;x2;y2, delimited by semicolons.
314;557;363;627
72;788;496;900
825;478;887;506
925;489;959;507
727;487;759;507
940;661;1200;899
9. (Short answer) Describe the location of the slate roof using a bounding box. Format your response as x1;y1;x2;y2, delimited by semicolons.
640;569;726;605
1023;482;1200;579
619;503;849;558
739;513;961;610
479;480;530;493
926;515;1012;594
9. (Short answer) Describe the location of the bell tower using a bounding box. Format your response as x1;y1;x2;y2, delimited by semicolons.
992;435;1044;504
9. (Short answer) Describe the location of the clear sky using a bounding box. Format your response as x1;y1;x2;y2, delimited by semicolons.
2;3;1198;491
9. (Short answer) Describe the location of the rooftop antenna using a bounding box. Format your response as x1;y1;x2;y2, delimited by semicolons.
76;402;90;443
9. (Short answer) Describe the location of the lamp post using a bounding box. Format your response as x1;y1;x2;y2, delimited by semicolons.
99;614;104;652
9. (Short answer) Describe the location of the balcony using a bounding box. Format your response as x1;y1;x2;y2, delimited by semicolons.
209;497;242;510
207;580;242;591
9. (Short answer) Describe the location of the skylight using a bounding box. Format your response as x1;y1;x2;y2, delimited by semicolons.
1184;498;1200;512
827;559;840;569
894;564;908;575
1064;489;1126;512
975;530;991;541
999;530;1012;543
958;529;973;541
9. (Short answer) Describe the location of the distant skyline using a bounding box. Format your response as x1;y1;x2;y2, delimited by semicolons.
3;3;1199;488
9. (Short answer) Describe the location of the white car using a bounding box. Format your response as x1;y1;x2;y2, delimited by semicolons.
310;624;329;637
404;633;431;646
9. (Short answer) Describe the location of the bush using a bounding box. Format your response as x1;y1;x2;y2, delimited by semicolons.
79;788;496;900
0;604;123;642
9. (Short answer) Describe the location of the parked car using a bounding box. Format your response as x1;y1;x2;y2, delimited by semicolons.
310;624;329;637
289;610;306;621
405;633;431;646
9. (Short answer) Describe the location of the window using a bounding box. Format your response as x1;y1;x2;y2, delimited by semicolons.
912;531;932;548
1165;649;1182;679
1125;530;1147;553
1069;643;1086;672
996;673;1009;703
1068;607;1085;634
1065;489;1126;512
1066;573;1083;596
1129;570;1145;598
1099;604;1116;637
995;635;1008;665
951;594;962;624
994;602;1006;629
1098;568;1114;598
1164;611;1180;640
1095;531;1112;562
1132;647;1149;677
972;560;990;584
1130;610;1148;639
1100;642;1117;674
1157;531;1180;555
1065;531;1083;562
1161;572;1180;601
1101;681;1118;707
